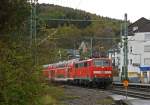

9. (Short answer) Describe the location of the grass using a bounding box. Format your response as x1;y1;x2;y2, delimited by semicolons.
63;95;81;100
96;96;115;105
41;95;57;105
41;83;81;105
42;84;116;105
41;84;65;105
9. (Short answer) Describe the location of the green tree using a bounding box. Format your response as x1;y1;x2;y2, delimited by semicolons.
0;1;47;105
0;0;30;34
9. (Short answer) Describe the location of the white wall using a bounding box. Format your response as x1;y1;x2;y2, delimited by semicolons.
118;32;150;81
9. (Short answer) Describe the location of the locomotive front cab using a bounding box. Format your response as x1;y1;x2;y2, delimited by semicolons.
92;58;113;87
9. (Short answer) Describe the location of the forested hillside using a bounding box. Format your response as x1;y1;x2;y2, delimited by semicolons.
37;4;123;64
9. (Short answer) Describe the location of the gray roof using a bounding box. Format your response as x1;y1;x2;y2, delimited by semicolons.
128;17;150;35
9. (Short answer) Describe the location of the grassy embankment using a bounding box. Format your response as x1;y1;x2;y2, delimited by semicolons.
97;96;115;105
41;84;80;105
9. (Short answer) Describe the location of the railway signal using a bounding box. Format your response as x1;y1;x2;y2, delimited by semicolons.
123;80;128;99
123;80;128;87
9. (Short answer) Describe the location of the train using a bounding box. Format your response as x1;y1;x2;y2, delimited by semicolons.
43;58;113;88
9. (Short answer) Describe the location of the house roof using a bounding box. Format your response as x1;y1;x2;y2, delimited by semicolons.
139;22;150;32
128;17;150;35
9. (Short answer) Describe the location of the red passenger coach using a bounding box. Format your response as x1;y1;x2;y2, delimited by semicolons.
43;60;77;81
42;64;50;79
43;58;112;87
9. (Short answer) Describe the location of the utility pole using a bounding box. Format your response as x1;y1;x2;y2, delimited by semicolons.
30;0;33;48
59;49;62;60
30;0;38;65
90;37;93;57
123;13;128;80
120;24;123;48
84;37;120;58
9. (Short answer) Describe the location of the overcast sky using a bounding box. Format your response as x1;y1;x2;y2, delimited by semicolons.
38;0;150;22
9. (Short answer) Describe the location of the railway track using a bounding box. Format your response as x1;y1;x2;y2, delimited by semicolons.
63;85;150;105
53;81;150;99
72;84;150;99
111;82;150;99
111;88;150;99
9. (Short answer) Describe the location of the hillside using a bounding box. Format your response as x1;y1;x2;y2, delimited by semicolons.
37;4;123;63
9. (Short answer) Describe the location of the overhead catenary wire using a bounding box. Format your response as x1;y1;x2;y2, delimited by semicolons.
39;18;105;22
37;29;58;46
38;34;150;44
75;0;82;9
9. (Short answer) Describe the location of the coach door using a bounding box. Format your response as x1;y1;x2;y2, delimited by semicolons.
86;61;90;78
51;70;55;80
75;63;78;78
66;67;70;78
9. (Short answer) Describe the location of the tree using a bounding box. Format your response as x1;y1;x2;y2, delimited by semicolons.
0;1;47;105
0;0;30;34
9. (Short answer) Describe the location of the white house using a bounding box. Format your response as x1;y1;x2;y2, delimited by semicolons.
111;17;150;83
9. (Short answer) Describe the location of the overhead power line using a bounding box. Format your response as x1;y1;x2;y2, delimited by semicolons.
75;0;82;9
39;18;104;22
38;29;58;46
84;37;121;40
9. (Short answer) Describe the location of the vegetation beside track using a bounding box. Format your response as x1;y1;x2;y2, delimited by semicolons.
96;96;115;105
41;84;83;105
41;84;65;105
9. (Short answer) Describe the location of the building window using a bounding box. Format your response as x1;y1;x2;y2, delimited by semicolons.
144;34;150;40
117;57;120;65
144;58;150;65
143;72;147;78
132;26;138;31
130;59;132;64
130;46;132;53
144;45;150;52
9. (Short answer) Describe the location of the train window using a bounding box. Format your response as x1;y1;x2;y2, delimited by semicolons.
78;63;84;68
58;64;65;68
84;62;88;67
103;60;110;66
75;64;78;68
87;62;91;66
94;59;110;66
94;60;103;66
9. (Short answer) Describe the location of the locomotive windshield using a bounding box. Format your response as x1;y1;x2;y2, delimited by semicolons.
94;59;110;66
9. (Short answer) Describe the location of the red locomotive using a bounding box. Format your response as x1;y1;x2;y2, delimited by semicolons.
43;58;112;87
